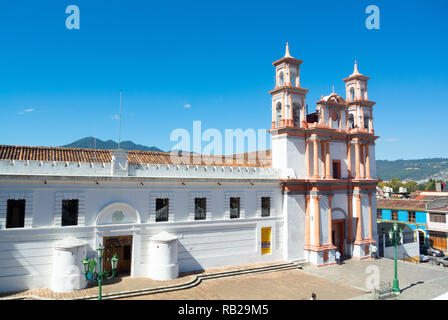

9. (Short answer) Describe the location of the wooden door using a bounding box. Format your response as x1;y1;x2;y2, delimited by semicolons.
332;220;345;257
429;232;447;251
103;235;132;276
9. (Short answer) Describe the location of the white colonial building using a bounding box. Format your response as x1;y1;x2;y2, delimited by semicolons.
0;44;379;293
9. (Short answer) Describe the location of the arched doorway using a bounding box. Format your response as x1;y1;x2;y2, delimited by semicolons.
95;202;141;276
332;208;347;257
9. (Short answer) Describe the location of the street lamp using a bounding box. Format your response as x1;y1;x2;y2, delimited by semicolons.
83;245;119;300
389;222;403;294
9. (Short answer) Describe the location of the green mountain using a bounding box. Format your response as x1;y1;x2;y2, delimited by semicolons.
59;139;448;182
376;158;448;182
62;137;164;152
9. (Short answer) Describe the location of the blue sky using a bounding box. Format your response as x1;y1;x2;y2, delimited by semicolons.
0;0;447;160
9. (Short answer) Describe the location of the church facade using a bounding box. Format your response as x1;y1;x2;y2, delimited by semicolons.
0;44;378;293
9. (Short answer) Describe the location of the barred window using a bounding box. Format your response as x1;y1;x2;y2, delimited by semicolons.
377;209;382;219
262;197;270;217
195;198;206;220
408;211;416;223
391;210;398;221
155;198;169;222
430;213;446;223
6;199;25;229
230;197;240;219
62;199;79;226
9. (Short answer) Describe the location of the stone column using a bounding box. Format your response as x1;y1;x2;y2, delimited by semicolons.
338;111;342;131
281;95;286;126
347;193;353;242
345;110;349;130
288;95;293;126
360;144;365;179
360;107;365;129
347;142;352;178
305;140;310;178
325;141;331;179
271;100;275;129
328;195;334;245
329;111;333;129
320;141;326;179
301;98;306;128
368;194;373;240
305;195;310;246
365;144;371;179
369;109;373;133
355;193;363;242
313;139;319;179
355;142;361;179
313;195;322;246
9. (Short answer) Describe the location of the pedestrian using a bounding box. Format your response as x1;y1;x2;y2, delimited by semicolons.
371;244;378;259
335;250;341;265
310;293;317;300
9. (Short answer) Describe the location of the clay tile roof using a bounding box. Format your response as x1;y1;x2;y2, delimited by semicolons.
0;145;272;168
377;199;429;211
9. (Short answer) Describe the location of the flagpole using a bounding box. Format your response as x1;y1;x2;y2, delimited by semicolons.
118;90;122;150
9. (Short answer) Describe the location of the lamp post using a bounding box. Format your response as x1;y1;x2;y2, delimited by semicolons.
388;222;403;294
82;244;119;300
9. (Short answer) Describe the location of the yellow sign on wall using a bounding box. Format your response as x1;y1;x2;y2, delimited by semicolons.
261;227;271;255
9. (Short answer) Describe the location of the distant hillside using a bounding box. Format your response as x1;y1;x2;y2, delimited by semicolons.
377;158;448;183
62;137;163;152
59;139;448;182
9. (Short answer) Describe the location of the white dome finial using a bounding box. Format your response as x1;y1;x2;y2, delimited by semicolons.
285;42;292;58
352;60;360;75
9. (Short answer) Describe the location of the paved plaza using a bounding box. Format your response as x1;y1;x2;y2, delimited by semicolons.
2;258;448;300
301;258;448;300
120;268;364;300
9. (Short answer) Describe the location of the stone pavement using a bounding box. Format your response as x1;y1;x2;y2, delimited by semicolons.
0;261;296;300
2;258;447;300
119;268;364;300
300;258;448;300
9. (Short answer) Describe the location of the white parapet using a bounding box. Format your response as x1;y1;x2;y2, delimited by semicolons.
148;231;179;281
51;237;88;293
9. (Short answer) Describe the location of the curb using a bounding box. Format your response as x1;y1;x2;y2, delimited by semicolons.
1;260;308;300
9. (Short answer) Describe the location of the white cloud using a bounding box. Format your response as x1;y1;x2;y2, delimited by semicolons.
184;103;191;109
18;108;35;115
110;114;120;120
383;138;399;142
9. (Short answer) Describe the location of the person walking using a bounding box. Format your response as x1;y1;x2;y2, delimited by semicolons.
335;250;341;265
371;244;378;259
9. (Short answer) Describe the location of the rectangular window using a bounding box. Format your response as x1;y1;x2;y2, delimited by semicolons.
332;161;341;179
61;199;79;226
391;210;398;221
155;198;169;222
408;211;416;223
194;198;206;220
230;197;240;219
262;197;271;217
377;209;382;219
6;199;25;229
430;213;446;223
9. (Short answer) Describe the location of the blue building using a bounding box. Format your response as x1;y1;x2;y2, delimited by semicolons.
377;199;429;246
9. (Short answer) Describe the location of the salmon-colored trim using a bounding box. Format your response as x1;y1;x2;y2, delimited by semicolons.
305;195;310;247
328;195;334;245
355;193;363;242
304;243;337;252
313;195;322;246
347;193;353;242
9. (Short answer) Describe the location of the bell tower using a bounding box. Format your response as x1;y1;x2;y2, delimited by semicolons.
343;61;375;133
269;43;309;179
270;43;309;129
